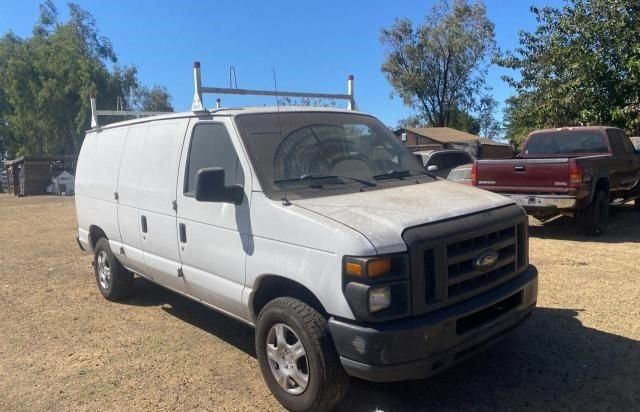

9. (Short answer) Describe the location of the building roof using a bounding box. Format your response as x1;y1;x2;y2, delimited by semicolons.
397;127;510;147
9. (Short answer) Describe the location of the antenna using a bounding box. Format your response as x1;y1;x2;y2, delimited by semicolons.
229;66;238;89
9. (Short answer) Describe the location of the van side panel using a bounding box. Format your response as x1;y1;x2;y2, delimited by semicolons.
75;128;128;246
137;119;189;293
114;124;147;274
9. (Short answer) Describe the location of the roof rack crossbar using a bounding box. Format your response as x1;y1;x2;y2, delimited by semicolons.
191;61;356;112
90;97;172;129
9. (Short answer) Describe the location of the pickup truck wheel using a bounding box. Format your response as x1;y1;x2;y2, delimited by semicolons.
583;190;609;235
256;297;349;412
93;238;133;301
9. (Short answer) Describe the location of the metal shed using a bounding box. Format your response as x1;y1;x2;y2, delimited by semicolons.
3;155;78;196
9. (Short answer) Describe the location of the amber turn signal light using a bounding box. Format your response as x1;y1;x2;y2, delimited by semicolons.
345;262;363;276
367;258;392;278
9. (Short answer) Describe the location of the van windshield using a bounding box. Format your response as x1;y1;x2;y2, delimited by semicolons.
235;112;431;198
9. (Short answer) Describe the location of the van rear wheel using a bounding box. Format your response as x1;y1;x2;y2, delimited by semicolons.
256;297;349;412
93;238;133;301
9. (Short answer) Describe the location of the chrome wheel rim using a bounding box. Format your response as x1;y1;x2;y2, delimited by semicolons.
266;323;309;395
97;251;112;290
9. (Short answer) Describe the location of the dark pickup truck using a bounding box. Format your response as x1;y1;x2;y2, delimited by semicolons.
472;126;640;234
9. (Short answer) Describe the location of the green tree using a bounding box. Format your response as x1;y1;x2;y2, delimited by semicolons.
380;0;497;128
498;0;640;139
476;95;501;139
277;96;337;107
135;85;174;112
0;1;173;158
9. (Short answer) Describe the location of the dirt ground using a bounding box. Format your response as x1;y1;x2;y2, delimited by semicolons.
0;195;639;411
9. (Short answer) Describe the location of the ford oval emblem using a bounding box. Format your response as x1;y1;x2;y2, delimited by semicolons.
474;251;499;270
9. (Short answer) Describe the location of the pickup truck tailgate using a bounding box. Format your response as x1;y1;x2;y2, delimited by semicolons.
476;158;569;191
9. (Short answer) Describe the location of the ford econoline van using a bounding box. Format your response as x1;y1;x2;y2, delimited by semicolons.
75;106;537;411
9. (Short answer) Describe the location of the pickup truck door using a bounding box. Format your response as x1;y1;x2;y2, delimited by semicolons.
607;129;639;192
175;118;252;318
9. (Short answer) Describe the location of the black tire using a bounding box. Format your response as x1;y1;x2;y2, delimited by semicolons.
635;198;640;211
93;238;133;301
582;190;609;235
256;297;349;412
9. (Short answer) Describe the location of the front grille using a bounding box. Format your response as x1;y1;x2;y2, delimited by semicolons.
423;249;436;304
446;226;517;299
404;205;528;315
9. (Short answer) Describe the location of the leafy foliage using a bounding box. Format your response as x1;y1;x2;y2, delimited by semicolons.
277;96;337;107
380;0;497;132
499;0;640;146
0;1;173;158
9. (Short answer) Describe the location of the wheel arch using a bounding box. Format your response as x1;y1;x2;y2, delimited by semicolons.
88;225;108;251
586;176;610;206
250;275;328;321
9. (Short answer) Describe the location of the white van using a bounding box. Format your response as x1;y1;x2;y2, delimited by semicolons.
75;106;537;411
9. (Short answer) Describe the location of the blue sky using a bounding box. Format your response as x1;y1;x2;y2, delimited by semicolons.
1;0;563;127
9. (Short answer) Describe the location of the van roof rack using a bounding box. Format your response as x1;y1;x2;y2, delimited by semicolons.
90;61;357;129
89;98;171;128
191;61;356;112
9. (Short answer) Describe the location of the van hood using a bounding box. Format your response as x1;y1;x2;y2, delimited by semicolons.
292;180;515;254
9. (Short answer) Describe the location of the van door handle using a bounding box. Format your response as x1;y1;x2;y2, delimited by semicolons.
141;215;148;233
179;223;187;243
514;165;526;172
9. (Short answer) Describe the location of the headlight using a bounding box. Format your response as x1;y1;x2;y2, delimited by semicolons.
342;253;410;321
369;286;391;313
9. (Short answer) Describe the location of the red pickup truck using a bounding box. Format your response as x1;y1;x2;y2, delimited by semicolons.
472;126;640;234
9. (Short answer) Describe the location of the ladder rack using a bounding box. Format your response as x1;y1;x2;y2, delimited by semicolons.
191;61;356;112
90;61;357;129
89;97;172;129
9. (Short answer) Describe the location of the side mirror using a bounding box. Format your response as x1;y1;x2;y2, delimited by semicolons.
427;165;439;172
195;167;244;205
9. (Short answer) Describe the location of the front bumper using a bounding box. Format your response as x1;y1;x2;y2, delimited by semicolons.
328;265;537;382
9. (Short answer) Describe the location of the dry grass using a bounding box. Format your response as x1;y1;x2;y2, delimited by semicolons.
0;195;638;411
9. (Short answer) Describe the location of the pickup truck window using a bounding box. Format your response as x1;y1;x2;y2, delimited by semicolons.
185;123;244;195
235;112;430;198
524;130;609;156
607;129;636;154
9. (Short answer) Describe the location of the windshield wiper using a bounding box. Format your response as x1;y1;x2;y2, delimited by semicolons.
373;169;435;181
336;175;376;187
274;174;377;188
372;169;413;181
274;174;345;187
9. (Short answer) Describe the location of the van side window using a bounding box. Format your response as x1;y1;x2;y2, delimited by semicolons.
185;123;244;195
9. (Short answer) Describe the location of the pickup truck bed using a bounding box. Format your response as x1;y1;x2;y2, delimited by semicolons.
473;127;640;234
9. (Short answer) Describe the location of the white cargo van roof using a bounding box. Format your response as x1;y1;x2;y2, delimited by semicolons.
89;106;367;132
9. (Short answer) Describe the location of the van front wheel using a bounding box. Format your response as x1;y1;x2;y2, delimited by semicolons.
93;238;133;301
256;297;349;412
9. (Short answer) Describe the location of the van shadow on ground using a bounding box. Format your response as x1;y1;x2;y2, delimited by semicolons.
124;280;639;411
528;203;640;243
124;279;257;357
